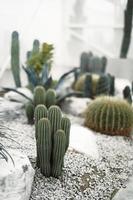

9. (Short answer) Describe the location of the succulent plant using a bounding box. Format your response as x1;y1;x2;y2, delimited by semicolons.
80;52;107;74
35;105;71;177
84;96;133;136
34;86;46;107
123;86;132;104
25;102;34;124
95;75;110;96
46;89;56;108
37;118;51;176
11;31;21;87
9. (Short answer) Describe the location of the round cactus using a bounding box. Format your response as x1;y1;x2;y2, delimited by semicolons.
74;73;100;95
84;96;133;136
34;86;46;107
25;102;34;124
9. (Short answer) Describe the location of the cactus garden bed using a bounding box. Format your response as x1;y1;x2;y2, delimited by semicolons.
1;98;133;200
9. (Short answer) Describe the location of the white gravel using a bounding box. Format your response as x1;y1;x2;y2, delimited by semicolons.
1;99;133;200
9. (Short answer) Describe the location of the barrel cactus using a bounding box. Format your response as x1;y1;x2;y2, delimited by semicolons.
84;96;133;136
73;73;111;98
35;105;71;177
11;31;21;87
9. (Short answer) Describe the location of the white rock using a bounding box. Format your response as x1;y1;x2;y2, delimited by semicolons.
113;175;133;200
4;88;33;103
62;97;92;116
115;78;131;97
69;124;99;159
0;149;35;200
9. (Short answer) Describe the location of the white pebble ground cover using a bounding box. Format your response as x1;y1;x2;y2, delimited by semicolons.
1;100;133;200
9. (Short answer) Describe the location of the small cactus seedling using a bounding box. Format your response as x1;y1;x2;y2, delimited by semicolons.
35;105;71;177
84;96;133;136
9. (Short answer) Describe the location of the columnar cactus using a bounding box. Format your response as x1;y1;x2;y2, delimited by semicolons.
51;129;66;177
11;31;21;87
46;89;56;108
83;74;92;98
84;96;133;136
25;86;57;124
37;118;51;176
25;102;34;124
80;52;93;73
35;105;71;177
61;117;71;151
34;104;48;138
32;39;40;55
34;86;46;107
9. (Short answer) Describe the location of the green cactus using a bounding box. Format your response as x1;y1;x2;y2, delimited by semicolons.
34;86;46;107
51;129;66;177
37;118;51;176
95;75;110;96
35;105;71;177
80;52;93;73
25;102;34;124
48;106;62;134
11;31;21;87
84;96;133;136
61;117;71;151
32;39;40;56
34;104;48;139
46;89;56;108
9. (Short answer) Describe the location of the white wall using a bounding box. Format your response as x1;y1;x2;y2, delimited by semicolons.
0;0;132;79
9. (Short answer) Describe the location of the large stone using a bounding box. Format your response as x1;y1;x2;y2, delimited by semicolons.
69;124;99;159
62;97;92;117
4;87;33;104
0;149;35;200
113;175;133;200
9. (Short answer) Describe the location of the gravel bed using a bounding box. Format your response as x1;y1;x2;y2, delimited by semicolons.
1;100;133;200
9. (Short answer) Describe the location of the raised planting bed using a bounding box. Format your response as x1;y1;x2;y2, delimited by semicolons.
0;98;133;200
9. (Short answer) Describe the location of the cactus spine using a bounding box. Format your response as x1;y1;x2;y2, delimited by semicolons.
84;96;133;136
11;31;21;87
37;118;51;176
35;105;71;177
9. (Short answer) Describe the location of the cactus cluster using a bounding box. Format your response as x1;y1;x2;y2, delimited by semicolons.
80;52;107;74
84;96;133;136
11;31;21;87
35;105;71;177
26;86;56;124
73;73;114;98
